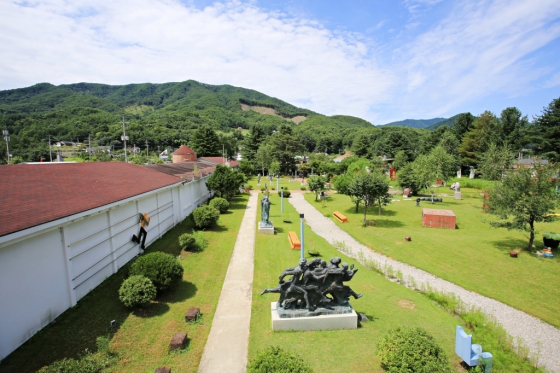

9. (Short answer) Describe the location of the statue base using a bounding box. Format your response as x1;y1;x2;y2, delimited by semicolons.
271;302;357;331
258;222;274;235
454;191;461;200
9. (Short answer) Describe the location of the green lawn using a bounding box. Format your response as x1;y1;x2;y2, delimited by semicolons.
245;175;311;192
248;193;466;372
0;194;249;373
304;192;560;327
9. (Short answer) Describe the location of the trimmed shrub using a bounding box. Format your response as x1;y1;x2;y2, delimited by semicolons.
179;233;196;251
210;197;229;213
193;205;220;228
377;327;452;373
118;275;157;307
278;190;291;198
129;252;184;292
247;346;313;373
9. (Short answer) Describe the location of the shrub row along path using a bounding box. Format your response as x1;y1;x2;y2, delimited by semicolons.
198;192;258;373
288;193;560;373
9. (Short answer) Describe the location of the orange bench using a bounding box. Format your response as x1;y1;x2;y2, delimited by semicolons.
288;231;301;250
333;211;348;223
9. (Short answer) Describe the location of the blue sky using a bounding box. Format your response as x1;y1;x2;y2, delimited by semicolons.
1;0;559;124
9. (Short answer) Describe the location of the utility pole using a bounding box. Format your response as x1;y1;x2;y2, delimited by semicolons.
2;130;9;164
49;135;53;162
145;139;149;157
120;117;129;163
88;134;91;162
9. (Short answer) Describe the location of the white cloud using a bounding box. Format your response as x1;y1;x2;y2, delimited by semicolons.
0;0;559;124
0;0;395;122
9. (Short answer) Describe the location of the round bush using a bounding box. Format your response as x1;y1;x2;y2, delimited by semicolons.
248;346;313;373
193;205;220;228
209;197;229;213
278;190;291;198
118;275;157;307
178;233;196;251
377;327;451;373
129;252;184;291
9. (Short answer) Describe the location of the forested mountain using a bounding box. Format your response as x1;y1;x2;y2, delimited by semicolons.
426;114;462;130
381;117;447;129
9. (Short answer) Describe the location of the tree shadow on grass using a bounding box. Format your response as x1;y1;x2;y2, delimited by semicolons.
372;219;405;228
489;237;529;253
274;226;285;234
158;281;198;304
133;301;171;319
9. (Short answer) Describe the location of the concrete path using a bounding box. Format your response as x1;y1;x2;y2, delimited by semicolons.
289;193;560;373
198;192;258;373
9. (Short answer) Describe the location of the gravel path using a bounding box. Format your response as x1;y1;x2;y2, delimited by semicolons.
289;194;560;373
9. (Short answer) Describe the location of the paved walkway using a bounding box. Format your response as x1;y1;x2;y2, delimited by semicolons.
289;193;560;373
198;192;258;373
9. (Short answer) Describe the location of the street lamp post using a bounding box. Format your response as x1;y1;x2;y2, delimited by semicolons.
300;213;304;260
281;187;284;213
120;116;129;163
2;130;10;164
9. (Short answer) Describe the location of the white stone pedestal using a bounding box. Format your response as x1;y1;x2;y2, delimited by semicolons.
258;222;274;235
454;191;461;200
270;302;358;331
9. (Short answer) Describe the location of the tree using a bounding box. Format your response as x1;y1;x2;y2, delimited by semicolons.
478;143;514;180
500;107;529;151
428;145;458;184
239;159;255;176
352;133;371;157
531;97;560;162
347;172;390;225
206;164;245;200
459;111;500;166
269;160;281;176
268;125;305;174
189;125;221;156
452;112;475;140
255;143;274;176
487;162;558;250
242;124;267;163
392;150;409;171
307;175;326;201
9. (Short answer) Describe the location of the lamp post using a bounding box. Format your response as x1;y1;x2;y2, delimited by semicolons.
276;174;279;191
120;116;129;163
300;213;304;260
2;130;10;164
281;187;284;213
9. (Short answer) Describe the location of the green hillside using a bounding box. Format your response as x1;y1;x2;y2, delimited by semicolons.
381;117;446;129
426;114;461;130
0;80;377;162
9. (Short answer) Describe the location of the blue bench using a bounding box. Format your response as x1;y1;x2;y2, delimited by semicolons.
455;326;493;372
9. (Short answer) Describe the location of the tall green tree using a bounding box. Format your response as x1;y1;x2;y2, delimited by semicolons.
500;107;529;151
308;175;326;201
478;143;514;180
531;97;560;162
487;162;558;250
347;172;391;226
255;143;274;176
206;164;245;200
352;133;371;157
189;125;221;156
459;111;500;166
452;112;475;140
241;124;267;163
268;125;305;174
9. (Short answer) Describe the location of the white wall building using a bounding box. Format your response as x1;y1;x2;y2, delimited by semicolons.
0;162;213;360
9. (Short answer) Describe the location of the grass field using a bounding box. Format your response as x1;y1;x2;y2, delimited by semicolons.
248;193;467;372
245;175;313;192
303;192;560;327
0;194;249;373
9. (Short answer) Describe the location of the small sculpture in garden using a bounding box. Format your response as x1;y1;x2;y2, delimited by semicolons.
261;257;362;316
260;195;272;228
450;182;460;191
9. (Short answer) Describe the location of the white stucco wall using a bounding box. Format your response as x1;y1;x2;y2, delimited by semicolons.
0;176;211;360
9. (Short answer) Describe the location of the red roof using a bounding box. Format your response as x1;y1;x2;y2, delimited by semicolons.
199;157;240;168
173;145;196;155
0;163;181;237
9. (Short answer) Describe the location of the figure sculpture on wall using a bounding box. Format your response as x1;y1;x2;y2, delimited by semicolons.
261;257;362;315
132;212;151;249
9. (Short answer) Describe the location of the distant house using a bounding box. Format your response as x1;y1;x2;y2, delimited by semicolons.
54;141;76;147
513;158;548;169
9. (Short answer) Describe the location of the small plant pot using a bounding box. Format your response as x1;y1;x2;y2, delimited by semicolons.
405;236;411;242
509;251;518;258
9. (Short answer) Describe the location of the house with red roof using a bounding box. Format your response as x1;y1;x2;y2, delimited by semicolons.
0;162;214;360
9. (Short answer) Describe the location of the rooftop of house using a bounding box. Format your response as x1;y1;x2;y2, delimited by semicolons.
173;145;196;155
143;160;216;178
0;162;181;238
199;157;240;168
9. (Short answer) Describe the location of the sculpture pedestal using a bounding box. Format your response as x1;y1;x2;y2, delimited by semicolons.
454;191;461;200
270;302;357;331
258;222;274;235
